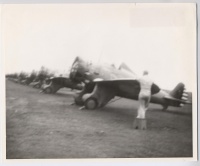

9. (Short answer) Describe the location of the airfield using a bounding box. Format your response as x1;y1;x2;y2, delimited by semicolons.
6;79;193;159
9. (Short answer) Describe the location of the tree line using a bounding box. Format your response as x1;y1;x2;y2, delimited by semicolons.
6;66;56;84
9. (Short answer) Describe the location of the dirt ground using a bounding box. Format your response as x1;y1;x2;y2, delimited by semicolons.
6;80;193;159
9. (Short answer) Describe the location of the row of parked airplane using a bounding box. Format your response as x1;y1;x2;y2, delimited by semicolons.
8;74;83;93
8;56;192;111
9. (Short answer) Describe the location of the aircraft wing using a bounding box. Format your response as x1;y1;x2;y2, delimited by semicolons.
93;78;139;87
93;78;160;95
93;78;137;82
93;78;140;90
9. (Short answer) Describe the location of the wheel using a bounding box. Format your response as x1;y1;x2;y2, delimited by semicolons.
45;87;52;93
84;97;98;110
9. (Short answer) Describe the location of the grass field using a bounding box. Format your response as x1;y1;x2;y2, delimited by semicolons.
6;80;193;159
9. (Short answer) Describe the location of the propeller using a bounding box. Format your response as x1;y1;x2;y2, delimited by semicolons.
70;62;79;81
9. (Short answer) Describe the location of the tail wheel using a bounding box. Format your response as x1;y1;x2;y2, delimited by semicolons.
84;97;98;110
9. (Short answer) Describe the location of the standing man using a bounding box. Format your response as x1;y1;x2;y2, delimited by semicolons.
133;70;153;130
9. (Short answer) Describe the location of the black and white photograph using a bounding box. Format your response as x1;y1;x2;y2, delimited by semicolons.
1;3;197;161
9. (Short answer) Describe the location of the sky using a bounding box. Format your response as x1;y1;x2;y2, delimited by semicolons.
2;3;196;92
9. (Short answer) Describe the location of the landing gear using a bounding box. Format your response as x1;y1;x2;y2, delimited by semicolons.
84;97;98;110
45;87;52;93
74;95;84;106
73;83;94;106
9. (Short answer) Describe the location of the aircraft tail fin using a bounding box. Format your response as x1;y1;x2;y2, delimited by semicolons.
166;83;191;107
170;83;185;99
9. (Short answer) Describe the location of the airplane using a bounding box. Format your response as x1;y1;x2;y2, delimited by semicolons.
29;78;44;89
69;56;192;111
41;76;83;94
